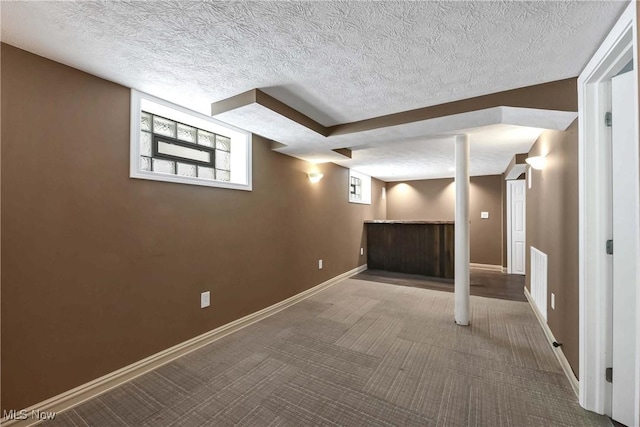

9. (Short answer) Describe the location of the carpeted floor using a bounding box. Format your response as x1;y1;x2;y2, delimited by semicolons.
43;277;611;426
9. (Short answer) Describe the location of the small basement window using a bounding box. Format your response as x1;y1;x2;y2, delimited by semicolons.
130;90;251;190
350;176;362;201
349;169;371;205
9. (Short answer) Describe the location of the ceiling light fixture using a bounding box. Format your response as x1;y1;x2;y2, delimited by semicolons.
308;172;324;183
525;155;546;170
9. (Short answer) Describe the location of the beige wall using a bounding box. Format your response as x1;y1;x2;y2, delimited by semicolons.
0;44;385;411
525;120;579;376
386;175;503;266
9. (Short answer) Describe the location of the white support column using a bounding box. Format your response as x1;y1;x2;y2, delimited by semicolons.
455;134;470;326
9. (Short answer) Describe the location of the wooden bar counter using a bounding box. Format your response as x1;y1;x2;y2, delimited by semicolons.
365;220;455;279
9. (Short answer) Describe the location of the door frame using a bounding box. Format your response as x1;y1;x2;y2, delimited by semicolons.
506;179;526;275
578;1;640;421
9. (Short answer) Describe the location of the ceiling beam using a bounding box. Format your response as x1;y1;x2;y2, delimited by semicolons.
329;78;578;136
211;78;578;142
332;148;352;159
211;89;329;137
504;153;528;180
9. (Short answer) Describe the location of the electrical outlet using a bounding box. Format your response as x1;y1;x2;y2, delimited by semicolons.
318;259;323;269
360;247;364;256
201;291;210;309
551;293;555;310
481;211;489;219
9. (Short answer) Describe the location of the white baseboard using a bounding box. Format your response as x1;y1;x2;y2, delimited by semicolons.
2;264;368;427
470;263;504;272
524;287;579;397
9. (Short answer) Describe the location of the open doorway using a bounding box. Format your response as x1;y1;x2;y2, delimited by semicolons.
578;2;640;425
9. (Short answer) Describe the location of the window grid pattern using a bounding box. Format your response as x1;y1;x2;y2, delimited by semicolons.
350;176;362;200
140;111;231;182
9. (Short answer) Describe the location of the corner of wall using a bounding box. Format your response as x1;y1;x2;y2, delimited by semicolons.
501;173;507;269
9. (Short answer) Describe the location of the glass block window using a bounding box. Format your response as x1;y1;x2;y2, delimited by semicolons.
139;112;231;182
131;90;251;191
350;176;362;201
349;169;372;205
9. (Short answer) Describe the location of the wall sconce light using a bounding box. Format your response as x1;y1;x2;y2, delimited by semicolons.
308;172;323;183
525;155;546;170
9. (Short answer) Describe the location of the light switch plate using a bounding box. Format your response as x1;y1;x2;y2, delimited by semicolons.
481;211;489;219
201;291;210;309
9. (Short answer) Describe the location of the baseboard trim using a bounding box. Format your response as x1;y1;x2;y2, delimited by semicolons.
470;263;504;272
524;287;580;397
2;264;368;427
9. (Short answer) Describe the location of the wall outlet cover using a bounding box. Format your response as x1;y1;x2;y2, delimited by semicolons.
481;211;489;219
360;248;364;255
318;259;323;269
551;293;555;310
201;291;211;309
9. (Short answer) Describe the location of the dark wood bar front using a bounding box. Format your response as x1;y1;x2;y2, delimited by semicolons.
365;220;455;279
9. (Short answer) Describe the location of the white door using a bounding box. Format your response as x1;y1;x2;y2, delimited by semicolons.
610;70;639;427
507;179;526;275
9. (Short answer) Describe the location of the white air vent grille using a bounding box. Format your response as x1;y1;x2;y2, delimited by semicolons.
530;246;548;321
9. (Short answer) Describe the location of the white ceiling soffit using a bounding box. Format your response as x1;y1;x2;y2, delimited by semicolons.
341;118;579;181
334;124;549;182
505;164;528;181
213;104;577;151
212;103;576;165
1;1;626;125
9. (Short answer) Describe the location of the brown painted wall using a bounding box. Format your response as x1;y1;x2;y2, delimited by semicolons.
525;120;579;376
0;44;385;411
385;175;503;266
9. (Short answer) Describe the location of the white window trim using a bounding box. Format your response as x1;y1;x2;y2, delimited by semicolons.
130;90;252;191
349;169;371;205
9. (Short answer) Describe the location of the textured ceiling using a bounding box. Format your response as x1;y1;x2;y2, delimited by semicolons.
1;1;624;124
1;1;625;181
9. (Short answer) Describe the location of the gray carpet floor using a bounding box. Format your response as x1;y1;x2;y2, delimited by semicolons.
43;277;611;426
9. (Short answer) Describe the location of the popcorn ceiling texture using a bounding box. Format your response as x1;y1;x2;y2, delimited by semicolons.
1;1;625;126
1;1;622;180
